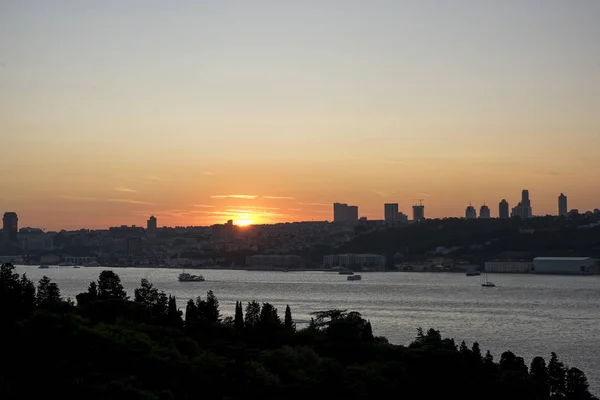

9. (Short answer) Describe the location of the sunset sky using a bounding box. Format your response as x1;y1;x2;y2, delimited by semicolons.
1;0;599;230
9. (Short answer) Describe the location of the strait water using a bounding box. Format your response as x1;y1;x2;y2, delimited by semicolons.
15;266;600;394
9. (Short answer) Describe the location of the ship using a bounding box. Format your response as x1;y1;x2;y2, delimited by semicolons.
178;272;205;282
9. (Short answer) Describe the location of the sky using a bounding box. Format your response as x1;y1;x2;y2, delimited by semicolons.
1;0;599;230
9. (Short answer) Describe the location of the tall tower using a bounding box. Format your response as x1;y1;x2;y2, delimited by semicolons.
384;203;399;222
558;193;568;216
412;200;425;222
2;212;18;243
147;215;157;231
479;204;491;219
465;203;477;219
499;199;509;219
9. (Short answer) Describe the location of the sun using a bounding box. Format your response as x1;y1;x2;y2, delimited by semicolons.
235;219;253;227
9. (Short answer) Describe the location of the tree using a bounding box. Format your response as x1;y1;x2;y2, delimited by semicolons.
134;278;158;308
167;295;182;327
284;304;295;332
565;367;592;400
185;299;197;323
472;342;482;361
363;320;374;343
483;350;495;366
205;290;221;323
234;301;244;332
97;270;128;300
245;301;261;328
0;263;35;319
530;356;550;400
460;340;470;354
260;303;281;327
36;276;61;307
548;352;566;399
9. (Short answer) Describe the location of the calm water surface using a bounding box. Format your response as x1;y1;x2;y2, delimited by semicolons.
16;266;600;394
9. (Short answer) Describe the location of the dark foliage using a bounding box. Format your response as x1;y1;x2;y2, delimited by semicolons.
0;264;597;400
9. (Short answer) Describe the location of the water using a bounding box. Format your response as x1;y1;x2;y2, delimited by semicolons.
15;266;600;394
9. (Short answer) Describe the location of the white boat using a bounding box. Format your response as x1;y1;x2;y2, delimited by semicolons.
347;274;362;281
179;272;205;282
481;272;495;287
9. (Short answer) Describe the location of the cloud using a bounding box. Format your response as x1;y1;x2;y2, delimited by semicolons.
144;176;163;181
114;187;137;193
193;209;285;217
297;202;329;206
203;172;214;175
263;196;295;200
233;205;280;210
109;198;156;205
192;204;215;208
420;192;432;197
288;208;302;211
60;195;100;201
212;195;258;199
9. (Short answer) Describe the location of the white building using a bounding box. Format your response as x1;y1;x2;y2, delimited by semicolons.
485;260;533;273
533;257;595;275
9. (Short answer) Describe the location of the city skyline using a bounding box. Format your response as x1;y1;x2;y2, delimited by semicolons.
2;1;600;229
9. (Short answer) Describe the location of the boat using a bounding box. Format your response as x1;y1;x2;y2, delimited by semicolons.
466;270;481;276
347;274;362;281
73;266;80;269
39;264;50;269
178;272;205;282
338;268;354;275
481;272;495;287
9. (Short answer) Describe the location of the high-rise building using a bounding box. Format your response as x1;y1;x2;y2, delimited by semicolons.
499;199;509;219
511;189;533;218
384;203;399;222
333;203;359;223
412;204;425;221
2;212;18;243
558;193;568;216
147;215;157;231
479;204;491;219
465;203;477;219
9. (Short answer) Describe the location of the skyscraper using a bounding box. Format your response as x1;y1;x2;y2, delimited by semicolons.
499;199;509;219
511;190;533;218
412;203;425;221
479;204;491;219
558;193;568;216
2;212;18;243
384;203;399;222
333;203;359;223
465;203;477;219
147;215;157;231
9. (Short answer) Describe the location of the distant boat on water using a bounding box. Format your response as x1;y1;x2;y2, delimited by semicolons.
347;274;362;281
39;264;50;269
481;272;496;287
179;272;205;282
466;270;481;276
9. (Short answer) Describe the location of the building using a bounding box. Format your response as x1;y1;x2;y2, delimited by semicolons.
19;231;55;251
412;203;425;222
485;260;533;273
246;254;303;269
499;199;509;219
212;220;236;241
126;236;143;256
384;203;399;222
465;204;477;219
2;212;18;243
147;215;157;231
479;204;491;219
533;257;595;275
323;253;386;271
396;212;409;223
333;203;359;223
558;193;568;216
511;190;533;218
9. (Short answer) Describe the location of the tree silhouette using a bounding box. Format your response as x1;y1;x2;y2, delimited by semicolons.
472;342;482;361
284;304;295;332
205;290;221;323
245;301;261;328
548;352;566;398
234;301;244;332
363;320;374;343
566;367;592;400
36;276;61;307
530;356;550;400
97;270;128;300
0;263;35;319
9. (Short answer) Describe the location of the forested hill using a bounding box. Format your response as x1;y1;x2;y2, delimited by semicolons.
1;263;597;400
342;217;600;264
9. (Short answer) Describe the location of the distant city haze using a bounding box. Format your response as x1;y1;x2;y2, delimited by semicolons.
1;1;599;230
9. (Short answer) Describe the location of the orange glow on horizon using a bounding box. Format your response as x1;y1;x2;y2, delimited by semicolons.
235;219;254;227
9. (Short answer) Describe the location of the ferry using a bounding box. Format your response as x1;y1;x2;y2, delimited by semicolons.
178;272;205;282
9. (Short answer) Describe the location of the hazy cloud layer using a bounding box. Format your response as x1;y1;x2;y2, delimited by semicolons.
113;187;137;193
212;195;258;199
108;198;156;205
